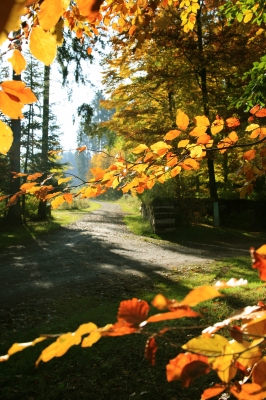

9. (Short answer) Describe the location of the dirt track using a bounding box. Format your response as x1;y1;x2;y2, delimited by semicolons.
0;201;252;315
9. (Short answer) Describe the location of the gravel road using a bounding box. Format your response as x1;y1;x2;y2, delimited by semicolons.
0;201;250;312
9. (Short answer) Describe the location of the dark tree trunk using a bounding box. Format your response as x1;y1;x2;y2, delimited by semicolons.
7;71;22;224
38;65;50;219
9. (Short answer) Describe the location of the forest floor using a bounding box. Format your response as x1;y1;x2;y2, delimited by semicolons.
1;201;264;326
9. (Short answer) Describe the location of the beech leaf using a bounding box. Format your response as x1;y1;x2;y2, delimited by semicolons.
29;27;57;66
7;49;27;75
176;110;189;131
117;298;150;326
0;121;13;155
180;286;223;307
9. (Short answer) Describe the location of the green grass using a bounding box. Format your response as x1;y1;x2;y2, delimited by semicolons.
1;255;265;400
0;202;101;249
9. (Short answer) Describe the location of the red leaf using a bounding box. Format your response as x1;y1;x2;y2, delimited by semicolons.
101;321;137;337
250;246;266;281
250;105;261;115
244;149;256;161
145;336;158;366
117;298;150;326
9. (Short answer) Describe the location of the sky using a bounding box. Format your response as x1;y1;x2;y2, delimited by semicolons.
50;58;103;151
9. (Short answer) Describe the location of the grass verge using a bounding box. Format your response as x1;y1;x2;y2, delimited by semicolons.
0;202;101;249
0;255;265;400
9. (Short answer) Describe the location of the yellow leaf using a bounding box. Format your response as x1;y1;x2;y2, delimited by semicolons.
58;177;72;185
0;0;26;45
51;195;65;209
178;139;189;148
75;322;98;336
228;131;238;143
244;11;253;23
0;91;23;119
29;27;57;66
7;49;27;75
190;145;202;158
211;118;224;135
176;110;189;130
82;331;101;347
164;130;181;140
0;121;13;155
194;115;210;127
150;141;171;156
212;346;236;383
7;337;46;356
38;0;68;31
189;126;207;137
246;124;260;132
183;334;229;359
132;144;149;154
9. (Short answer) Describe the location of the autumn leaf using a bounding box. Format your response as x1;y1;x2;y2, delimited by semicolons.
176;110;189;131
51;195;65;209
166;353;210;385
38;0;68;31
201;385;226;400
211;116;224;135
189;145;203;158
197;134;211;145
250;246;266;281
180;286;223;307
183;158;199;170
226;117;240;129
150;141;171;156
0;0;26;45
76;0;104;21
244;149;256;161
145;336;158;366
8;337;46;357
7;49;27;75
243;11;253;23
254;108;266;118
101;320;137;336
194;115;210;128
58;177;72;185
230;383;265;400
0;121;13;155
29;27;57;66
132;144;149;154
20;182;37;191
1;80;37;104
253;357;266;388
178;139;189;148
27;172;43;181
164;130;181;140
146;306;200;323
117;298;150;326
63;193;73;203
81;331;101;347
76;145;87;153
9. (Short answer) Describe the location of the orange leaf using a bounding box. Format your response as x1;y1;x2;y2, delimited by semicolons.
166;353;210;385
0;91;23;119
20;182;37;191
171;165;182;177
176;110;189;131
250;246;266;281
255;108;266;118
87;47;92;55
230;383;265;400
117;298;150;326
228;131;238;143
183;158;199;170
201;385;226;400
27;172;43;181
146;306;200;323
189;126;207;137
129;25;137;36
197;134;211;145
1;80;37;104
244;149;256;161
145;336;158;366
63;193;73;204
253;358;266;388
226;117;240;129
180;286;223;307
101;320;137;337
76;145;87;153
76;0;104;21
164;130;181;140
250;105;261;115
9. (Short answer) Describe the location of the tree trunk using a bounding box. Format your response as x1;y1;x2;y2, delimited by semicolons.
38;65;50;219
7;71;22;224
196;5;218;201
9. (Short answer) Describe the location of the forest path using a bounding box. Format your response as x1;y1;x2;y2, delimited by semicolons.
0;201;249;312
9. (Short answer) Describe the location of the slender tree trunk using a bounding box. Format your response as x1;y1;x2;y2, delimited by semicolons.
196;5;218;201
38;65;50;219
7;71;22;224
